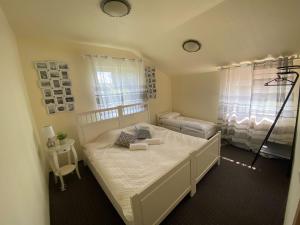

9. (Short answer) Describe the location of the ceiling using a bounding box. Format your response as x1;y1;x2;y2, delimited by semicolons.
1;0;300;75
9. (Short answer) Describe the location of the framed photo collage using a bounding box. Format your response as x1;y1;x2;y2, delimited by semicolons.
35;61;75;115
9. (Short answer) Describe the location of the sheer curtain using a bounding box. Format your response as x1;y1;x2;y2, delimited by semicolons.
89;56;146;109
218;64;254;149
218;58;298;152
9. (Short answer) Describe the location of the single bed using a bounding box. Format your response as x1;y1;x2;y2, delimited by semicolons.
157;112;218;139
77;103;221;225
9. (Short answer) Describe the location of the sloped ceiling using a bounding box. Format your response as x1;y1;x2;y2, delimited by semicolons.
1;0;300;75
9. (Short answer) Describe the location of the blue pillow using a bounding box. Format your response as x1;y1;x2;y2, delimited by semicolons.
136;128;151;139
115;131;136;148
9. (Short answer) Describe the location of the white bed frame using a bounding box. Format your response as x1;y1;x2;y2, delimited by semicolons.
156;111;218;139
77;103;221;225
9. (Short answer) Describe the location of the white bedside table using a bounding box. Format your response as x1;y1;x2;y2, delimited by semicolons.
47;138;81;191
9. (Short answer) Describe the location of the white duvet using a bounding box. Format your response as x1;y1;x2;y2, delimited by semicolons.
84;123;207;222
160;116;217;138
160;116;216;131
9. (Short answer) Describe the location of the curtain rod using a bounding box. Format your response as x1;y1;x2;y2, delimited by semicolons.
83;54;142;62
218;54;300;70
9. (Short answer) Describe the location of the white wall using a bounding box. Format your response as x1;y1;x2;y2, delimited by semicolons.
284;64;300;225
171;71;220;122
0;6;49;225
284;115;300;225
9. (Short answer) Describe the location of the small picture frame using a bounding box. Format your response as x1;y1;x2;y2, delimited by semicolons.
51;79;61;88
64;87;72;96
56;104;66;112
66;103;75;111
55;96;64;105
38;70;49;80
44;98;55;105
65;96;74;103
58;63;69;70
48;61;58;70
49;70;61;79
46;104;56;115
52;88;64;96
39;80;51;88
35;62;48;70
61;79;71;87
60;70;69;80
42;88;53;98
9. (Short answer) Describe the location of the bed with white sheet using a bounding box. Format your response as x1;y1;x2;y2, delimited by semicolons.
157;112;217;139
77;103;221;225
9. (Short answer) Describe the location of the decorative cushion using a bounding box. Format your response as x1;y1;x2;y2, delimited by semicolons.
115;131;136;148
136;127;151;139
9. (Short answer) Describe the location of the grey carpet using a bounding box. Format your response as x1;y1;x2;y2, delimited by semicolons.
49;145;290;225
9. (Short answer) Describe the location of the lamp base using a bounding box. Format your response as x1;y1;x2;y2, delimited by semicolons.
47;137;56;148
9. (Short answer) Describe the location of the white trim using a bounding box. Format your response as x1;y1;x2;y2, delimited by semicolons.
77;103;149;145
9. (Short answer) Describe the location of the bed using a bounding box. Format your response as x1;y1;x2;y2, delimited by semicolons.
157;112;218;139
77;103;221;225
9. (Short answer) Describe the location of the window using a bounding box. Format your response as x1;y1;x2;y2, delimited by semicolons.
218;58;298;151
90;56;146;118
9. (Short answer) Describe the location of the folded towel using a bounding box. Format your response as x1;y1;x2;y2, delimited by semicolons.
129;143;148;150
145;138;163;145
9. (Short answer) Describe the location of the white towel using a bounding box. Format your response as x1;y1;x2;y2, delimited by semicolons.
145;138;163;145
129;143;148;150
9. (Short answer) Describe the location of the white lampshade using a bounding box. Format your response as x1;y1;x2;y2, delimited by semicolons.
43;126;56;139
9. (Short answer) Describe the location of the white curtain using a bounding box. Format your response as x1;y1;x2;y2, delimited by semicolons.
218;64;254;149
218;59;298;151
89;56;146;109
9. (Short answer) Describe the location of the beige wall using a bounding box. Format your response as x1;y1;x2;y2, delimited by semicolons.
0;7;49;225
284;64;300;225
148;69;172;123
284;114;300;225
171;71;220;122
17;37;172;159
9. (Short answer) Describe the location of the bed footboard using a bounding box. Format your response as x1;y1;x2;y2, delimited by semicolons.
190;131;221;196
130;159;191;225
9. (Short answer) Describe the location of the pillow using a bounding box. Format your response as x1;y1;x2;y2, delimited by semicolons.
135;127;151;139
93;128;122;148
115;131;136;148
160;112;180;119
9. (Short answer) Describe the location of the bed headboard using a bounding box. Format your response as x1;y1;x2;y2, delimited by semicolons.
77;103;150;145
156;111;172;123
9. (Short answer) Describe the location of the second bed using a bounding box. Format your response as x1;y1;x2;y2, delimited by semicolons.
157;112;217;139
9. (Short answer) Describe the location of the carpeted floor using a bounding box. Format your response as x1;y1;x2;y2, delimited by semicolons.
49;145;290;225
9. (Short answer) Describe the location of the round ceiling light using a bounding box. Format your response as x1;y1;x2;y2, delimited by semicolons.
100;0;131;17
182;39;201;53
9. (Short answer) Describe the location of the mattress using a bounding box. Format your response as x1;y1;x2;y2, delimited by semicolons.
84;123;207;222
159;116;217;139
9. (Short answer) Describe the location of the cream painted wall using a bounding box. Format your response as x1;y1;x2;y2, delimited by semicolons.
148;69;172;123
17;37;172;159
283;64;300;225
171;71;220;122
284;114;300;225
0;7;49;225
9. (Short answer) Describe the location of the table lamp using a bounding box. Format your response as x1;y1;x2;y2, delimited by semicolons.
43;125;56;148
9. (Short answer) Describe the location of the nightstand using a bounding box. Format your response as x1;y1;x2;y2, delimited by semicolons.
47;138;81;191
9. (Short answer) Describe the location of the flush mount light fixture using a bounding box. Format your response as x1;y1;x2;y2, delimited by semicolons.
100;0;131;17
182;39;202;53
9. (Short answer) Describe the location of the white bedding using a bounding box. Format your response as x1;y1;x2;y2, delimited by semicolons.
84;123;207;222
159;116;217;139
